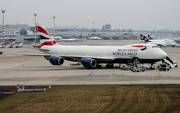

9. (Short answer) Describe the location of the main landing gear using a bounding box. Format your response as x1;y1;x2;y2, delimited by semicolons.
95;63;114;69
106;63;114;68
149;63;155;70
96;64;102;69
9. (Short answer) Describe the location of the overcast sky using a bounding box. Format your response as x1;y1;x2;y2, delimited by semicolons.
0;0;180;30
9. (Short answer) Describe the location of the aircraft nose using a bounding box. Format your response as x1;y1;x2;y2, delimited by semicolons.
160;50;168;58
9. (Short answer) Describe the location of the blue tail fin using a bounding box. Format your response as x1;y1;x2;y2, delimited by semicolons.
143;36;151;42
140;34;145;40
147;34;153;40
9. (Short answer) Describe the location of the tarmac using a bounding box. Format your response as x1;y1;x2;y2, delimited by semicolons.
0;40;180;85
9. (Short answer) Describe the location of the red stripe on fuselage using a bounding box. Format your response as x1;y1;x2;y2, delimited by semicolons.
38;40;56;48
132;45;146;48
35;26;51;36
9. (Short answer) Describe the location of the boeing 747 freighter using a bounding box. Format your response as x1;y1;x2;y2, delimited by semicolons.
17;23;168;69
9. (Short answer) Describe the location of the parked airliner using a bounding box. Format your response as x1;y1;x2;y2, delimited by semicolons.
18;23;168;69
141;34;179;47
141;34;172;42
147;34;173;42
61;38;79;42
0;44;5;48
88;36;101;40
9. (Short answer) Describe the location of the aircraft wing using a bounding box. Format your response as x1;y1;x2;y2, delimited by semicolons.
9;52;114;61
156;43;167;47
9;52;51;57
60;54;114;60
57;54;115;62
8;48;50;56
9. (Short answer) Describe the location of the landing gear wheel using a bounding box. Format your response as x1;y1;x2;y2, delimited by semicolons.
96;65;102;69
106;63;114;68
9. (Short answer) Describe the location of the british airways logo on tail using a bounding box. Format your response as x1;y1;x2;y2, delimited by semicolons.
35;24;57;48
38;35;50;40
35;26;52;40
35;26;51;36
38;40;57;48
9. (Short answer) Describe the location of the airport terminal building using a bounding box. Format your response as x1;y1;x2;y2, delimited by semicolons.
49;24;134;40
0;23;135;44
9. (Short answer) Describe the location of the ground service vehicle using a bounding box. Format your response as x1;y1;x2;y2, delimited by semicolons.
173;61;178;67
131;67;145;72
158;64;170;71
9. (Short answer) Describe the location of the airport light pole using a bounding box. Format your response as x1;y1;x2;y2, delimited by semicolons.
53;16;56;38
1;10;5;45
92;22;94;30
34;13;37;43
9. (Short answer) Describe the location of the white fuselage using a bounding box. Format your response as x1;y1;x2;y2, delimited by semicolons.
146;40;178;46
150;39;172;42
40;44;167;63
61;38;77;42
89;37;101;40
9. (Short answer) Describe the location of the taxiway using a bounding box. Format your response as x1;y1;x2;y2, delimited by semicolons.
0;40;180;85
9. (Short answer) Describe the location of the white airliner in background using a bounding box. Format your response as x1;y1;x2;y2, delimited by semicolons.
141;34;173;42
88;36;102;40
18;23;168;69
61;38;79;42
147;34;174;42
141;34;179;47
55;36;84;42
0;44;6;48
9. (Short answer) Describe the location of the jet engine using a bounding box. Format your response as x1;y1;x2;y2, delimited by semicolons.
49;57;64;65
82;59;97;68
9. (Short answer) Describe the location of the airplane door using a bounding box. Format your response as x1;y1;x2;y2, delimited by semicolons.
146;45;154;58
146;46;150;54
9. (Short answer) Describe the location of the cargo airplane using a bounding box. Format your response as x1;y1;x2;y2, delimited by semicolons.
17;23;168;69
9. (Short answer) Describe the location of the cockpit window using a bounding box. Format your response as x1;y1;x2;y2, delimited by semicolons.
152;46;158;48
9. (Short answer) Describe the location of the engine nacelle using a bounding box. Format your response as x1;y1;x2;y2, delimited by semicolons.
82;59;97;68
49;57;64;65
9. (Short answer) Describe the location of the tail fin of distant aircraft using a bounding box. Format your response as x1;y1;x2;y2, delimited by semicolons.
147;34;153;40
143;36;151;42
35;23;58;48
140;34;145;40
